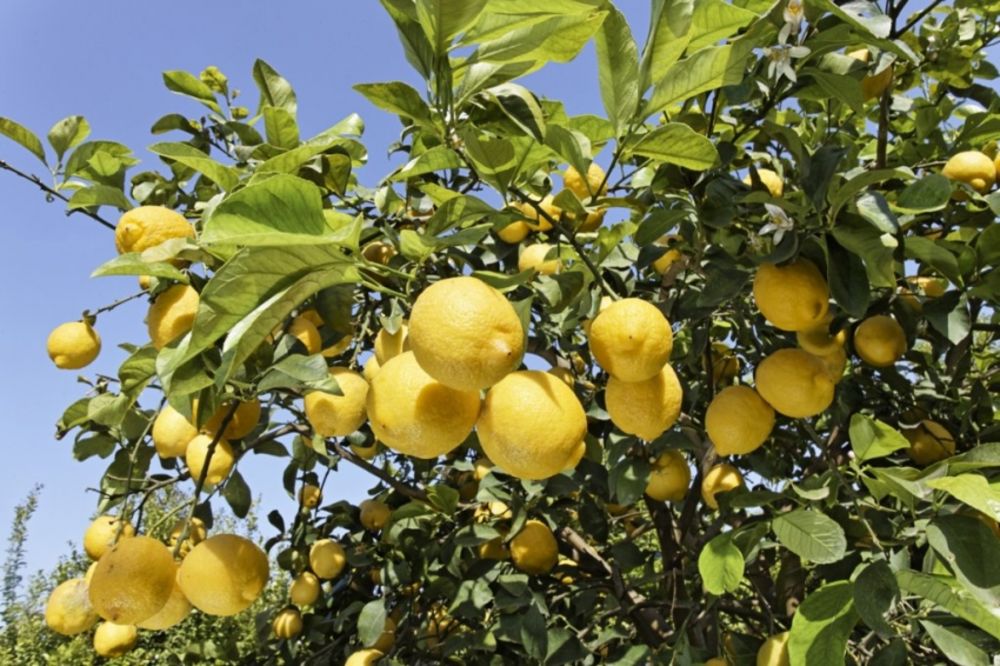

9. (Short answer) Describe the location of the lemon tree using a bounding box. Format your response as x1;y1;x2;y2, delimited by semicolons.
3;1;1000;664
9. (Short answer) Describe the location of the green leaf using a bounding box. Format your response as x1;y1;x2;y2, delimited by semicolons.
828;167;910;223
222;470;251;518
811;0;891;38
926;515;1000;608
855;191;899;234
926;475;1000;522
91;253;188;282
688;0;757;51
391;146;463;181
74;434;117;461
0;116;47;164
594;3;639;135
148;142;240;191
544;124;591;178
825;236;869;317
895;174;952;213
47;116;90;162
921;621;991;666
853;561;898;637
645;40;751;117
608;455;649;506
356;599;387;648
252;59;297;115
472;10;607;65
162;70;222;114
415;0;488;53
639;0;694;91
698;533;745;595
905;236;961;285
381;0;436;79
628;123;719;171
485;83;547;142
896;570;1000;640
788;581;859;666
258;354;338;393
924;292;972;344
354;81;435;129
849;414;910;462
64;141;136;188
262;106;300;149
68;185;133;212
772;509;847;564
426;484;460;515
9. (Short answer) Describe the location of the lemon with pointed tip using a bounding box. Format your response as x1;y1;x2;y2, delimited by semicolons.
115;205;195;254
346;649;384;666
743;168;784;197
606;364;683;441
178;534;269;616
363;355;381;381
273;608;303;639
47;321;101;369
510;519;558;575
757;632;790;666
755;348;835;418
904;420;955;466
304;367;369;437
289;572;321;606
309;539;347;580
360;499;392;531
94;622;138;658
299;484;323;509
185;433;235;486
645;450;691;502
943;151;996;194
45;578;98;635
701;464;744;510
89;536;175;624
137;563;191;630
148;284;199;349
706;386;775;456
83;515;135;561
854;315;907;368
564;163;607;200
374;323;409;364
519;243;561;275
753;260;829;332
152;404;198;458
202;399;262;440
589;298;673;382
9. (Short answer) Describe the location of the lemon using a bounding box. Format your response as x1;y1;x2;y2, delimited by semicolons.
473;457;493;481
645;450;691;502
304;367;369;437
352;441;378;460
606;364;683;441
299;484;323;509
89;536;175;624
816;346;848;384
711;343;741;385
203;398;262;440
115;205;194;254
861;66;893;101
478;370;587;480
362;241;397;265
653;248;683;275
564;163;607;200
152;404;198;458
93;622;138;658
706;386;776;456
289;572;321;606
148;284;199;349
367;352;480;459
854;315;907;367
519;243;561;275
288;314;322;354
702;464;744;510
185;433;235;486
796;317;848;356
168;517;207;557
511;200;551;232
47;321;101;369
943;151;996;194
374;323;409;364
510;519;558;575
907;276;947;298
363;355;381;381
757;632;790;666
346;649;384;666
743;168;784;197
360;499;391;530
409;277;525;391
577;208;606;232
753;260;829;332
755;348;835;418
589;298;673;381
367;616;397;653
83;515;135;560
137;564;191;630
497;220;531;244
705;658;728;666
177;534;269;616
309;539;347;579
322;333;354;359
45;578;98;635
904;420;955;466
273;608;303;639
477;537;509;560
537;195;563;230
996;153;1000;181
474;501;513;523
548;366;575;387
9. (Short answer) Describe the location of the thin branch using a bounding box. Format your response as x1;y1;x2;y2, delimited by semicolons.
893;0;946;37
324;434;428;503
0;158;116;231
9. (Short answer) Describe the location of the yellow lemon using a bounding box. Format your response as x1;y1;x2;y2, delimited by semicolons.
743;168;784;197
511;200;551;232
474;501;513;523
904;420;955;466
374;323;409;364
299;484;323;509
304;367;369;437
93;622;138;658
753;260;829;332
796;317;848;356
589;298;673;382
168;517;207;557
148;284;199;349
273;608;303;639
346;649;384;666
606;364;683;441
137;564;191;630
701;464;744;510
653;248;683;275
409;277;525;391
564;163;607;200
577;207;606;232
185;433;235;486
202;398;262;440
478;370;587;480
854;315;907;367
178;534;269;616
757;632;790;666
363;355;381;381
309;539;347;580
289;572;321;606
152;404;198;458
706;386;776;456
473;457;494;481
83;515;135;561
943;151;996;194
477;537;509;560
45;578;98;635
368;616;397;653
645;450;691;502
548;366;575;387
907;276;948;298
519;243;561;275
115;205;194;254
352;441;378;460
367;352;481;459
497;220;531;244
816;346;848;384
755;348;835;418
360;499;392;531
711;343;741;385
510;519;558;575
288;314;322;354
47;321;101;369
537;195;563;230
89;536;175;624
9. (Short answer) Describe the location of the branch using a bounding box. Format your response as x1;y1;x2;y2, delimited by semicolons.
0;158;116;231
893;0;946;37
324;434;429;503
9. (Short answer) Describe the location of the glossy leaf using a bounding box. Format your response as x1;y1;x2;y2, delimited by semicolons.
772;509;847;564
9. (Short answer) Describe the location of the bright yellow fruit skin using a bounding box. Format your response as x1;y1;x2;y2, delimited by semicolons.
498;220;531;244
757;631;790;666
408;277;525;391
178;534;269;616
345;649;384;666
564;163;607;200
367;352;481;459
273;608;303;639
854;315;907;368
755;348;835;418
510;519;559;575
168;516;207;558
905;420;956;466
360;499;392;531
711;343;741;385
152;405;198;458
589;298;673;382
115;205;194;254
363;355;381;381
185;433;235;486
310;539;347;580
943;151;996;194
304;367;369;437
374;324;409;364
512;200;552;232
202;399;262;440
706;386;775;456
47;321;101;369
148;284;199;349
701;464;744;510
289;572;321;606
478;537;509;560
796;317;848;356
705;658;729;666
753;260;830;332
83;515;135;561
93;622;138;658
45;578;98;635
519;243;561;275
743;168;784;197
137;564;191;630
288;315;322;354
646;450;691;502
577;207;606;232
478;370;587;480
368;616;397;653
89;536;175;625
816;346;849;384
653;248;683;275
606;364;683;441
299;484;323;509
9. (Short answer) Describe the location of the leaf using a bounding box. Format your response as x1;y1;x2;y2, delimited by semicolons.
921;621;991;666
74;434;117;461
926;475;1000;522
853;561;898;637
252;59;297;115
68;185;133;212
91;253;188;282
896;570;1000;640
639;0;694;91
923;292;972;344
688;0;757;51
47;116;90;162
354;81;435;129
472;10;607;65
895;174;952;213
627;122;719;171
0;116;46;164
485;83;547;142
356;599;387;648
608;455;649;506
855;191;899;234
222;470;251;518
262;106;300;149
148;142;240;191
926;515;1000;608
849;414;910;462
594;3;639;135
811;0;891;38
415;0;488;53
698;533;745;595
772;509;847;564
788;581;859;666
258;354;338;393
162;70;222;114
825;236;869;317
391;145;463;181
426;484;460;515
544;124;591;178
645;40;751;117
905;236;961;284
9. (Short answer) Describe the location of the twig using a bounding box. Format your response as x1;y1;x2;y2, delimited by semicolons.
86;291;147;318
324;435;428;503
0;158;116;231
893;0;946;37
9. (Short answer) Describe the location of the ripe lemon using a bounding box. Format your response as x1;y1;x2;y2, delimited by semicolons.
367;352;480;459
645;450;691;502
653;248;683;275
755;348;835;418
168;517;207;557
137;563;191;630
519;243;561;275
706;386;776;456
185;433;235;486
363;355;381;381
148;284;199;349
576;208;606;232
178;534;269;616
352;441;378;460
289;572;320;606
273;607;303;639
45;578;98;635
360;499;391;530
152;404;198;458
757;631;790;666
606;364;683;441
537;195;563;230
474;501;512;523
409;277;525;391
816;346;848;384
701;464;744;510
310;539;347;580
288;314;322;354
374;323;409;364
589;298;673;382
202;398;261;440
904;420;955;466
511;200;552;232
548;366;575;387
367;616;397;653
83;515;135;560
497;220;531;244
478;370;587;480
304;367;369;437
477;537;509;560
743;168;784;197
705;658;728;666
89;536;175;624
346;649;384;666
854;315;907;367
299;484;323;509
711;343;741;385
510;519;558;575
907;276;947;298
93;621;138;658
47;321;101;369
564;163;607;200
943;151;996;194
115;205;194;254
796;317;848;356
753;260;829;332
